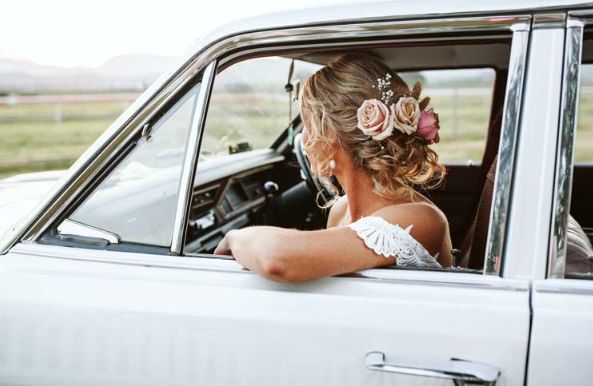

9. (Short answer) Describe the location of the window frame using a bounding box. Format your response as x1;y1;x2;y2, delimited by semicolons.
5;14;530;280
180;17;530;277
548;14;586;278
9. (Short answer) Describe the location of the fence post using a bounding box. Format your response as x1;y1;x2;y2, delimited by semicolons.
53;104;63;122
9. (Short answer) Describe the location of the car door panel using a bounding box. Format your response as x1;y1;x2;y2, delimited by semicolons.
527;280;593;386
0;244;530;386
525;16;593;386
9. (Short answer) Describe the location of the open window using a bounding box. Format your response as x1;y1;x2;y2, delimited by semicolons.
183;34;519;275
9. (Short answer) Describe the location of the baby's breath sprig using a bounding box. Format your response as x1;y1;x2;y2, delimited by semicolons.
371;73;395;105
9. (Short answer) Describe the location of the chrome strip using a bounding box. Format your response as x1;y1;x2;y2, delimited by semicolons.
2;15;528;255
537;286;593;295
533;12;567;29
203;15;526;55
9;243;529;292
170;61;216;254
365;351;500;384
535;279;593;295
548;17;584;278
568;9;593;21
484;23;530;275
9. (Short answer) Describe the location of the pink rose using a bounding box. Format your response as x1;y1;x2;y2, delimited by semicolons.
417;108;440;143
356;99;394;140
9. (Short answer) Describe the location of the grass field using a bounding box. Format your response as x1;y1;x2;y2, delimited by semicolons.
1;89;592;179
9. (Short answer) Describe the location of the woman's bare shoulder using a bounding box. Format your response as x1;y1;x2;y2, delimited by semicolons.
371;202;448;255
327;195;348;228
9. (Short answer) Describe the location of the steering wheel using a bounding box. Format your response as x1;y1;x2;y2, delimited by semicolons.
294;133;336;206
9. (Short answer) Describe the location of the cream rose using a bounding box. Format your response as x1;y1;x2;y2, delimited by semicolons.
356;99;394;140
393;96;420;135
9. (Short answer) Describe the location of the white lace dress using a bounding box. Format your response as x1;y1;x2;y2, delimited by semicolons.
348;215;442;268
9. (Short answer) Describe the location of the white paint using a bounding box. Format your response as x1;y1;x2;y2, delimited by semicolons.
528;280;593;386
0;244;530;385
504;28;565;280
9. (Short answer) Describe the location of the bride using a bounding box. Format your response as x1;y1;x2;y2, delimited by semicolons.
214;53;452;282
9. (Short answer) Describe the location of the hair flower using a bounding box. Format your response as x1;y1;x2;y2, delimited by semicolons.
393;96;420;135
356;99;394;140
357;74;438;143
417;108;440;143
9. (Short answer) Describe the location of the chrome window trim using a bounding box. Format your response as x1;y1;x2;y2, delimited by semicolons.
9;242;529;292
1;14;529;261
547;16;584;278
567;9;593;21
483;23;530;275
171;61;217;254
533;13;567;29
534;278;593;295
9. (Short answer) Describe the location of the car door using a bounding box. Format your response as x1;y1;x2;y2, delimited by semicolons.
526;13;593;386
0;13;533;386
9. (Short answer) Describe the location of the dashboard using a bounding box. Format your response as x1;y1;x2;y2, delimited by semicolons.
184;164;278;254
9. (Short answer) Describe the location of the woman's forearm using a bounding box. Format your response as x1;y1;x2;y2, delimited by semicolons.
227;226;298;282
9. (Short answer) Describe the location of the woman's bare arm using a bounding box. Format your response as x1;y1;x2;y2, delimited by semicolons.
214;203;448;283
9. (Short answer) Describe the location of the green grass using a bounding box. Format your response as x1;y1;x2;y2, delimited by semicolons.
0;118;112;178
0;102;130;121
1;88;592;180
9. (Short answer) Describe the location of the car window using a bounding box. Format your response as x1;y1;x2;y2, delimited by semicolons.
400;69;496;164
577;63;593;163
182;34;519;275
48;82;201;248
199;57;321;159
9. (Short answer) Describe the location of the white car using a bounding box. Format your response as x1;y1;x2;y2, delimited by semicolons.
1;1;592;385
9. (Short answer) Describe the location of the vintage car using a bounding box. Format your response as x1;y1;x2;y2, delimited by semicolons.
1;1;593;385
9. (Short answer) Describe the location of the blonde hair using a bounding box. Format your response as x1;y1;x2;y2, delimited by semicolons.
299;53;446;204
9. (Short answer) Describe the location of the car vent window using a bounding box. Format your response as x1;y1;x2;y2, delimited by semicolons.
50;82;201;248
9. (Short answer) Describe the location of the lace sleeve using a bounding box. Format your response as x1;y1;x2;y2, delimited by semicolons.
348;216;442;268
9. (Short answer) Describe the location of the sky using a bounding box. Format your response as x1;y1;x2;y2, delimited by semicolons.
0;0;362;69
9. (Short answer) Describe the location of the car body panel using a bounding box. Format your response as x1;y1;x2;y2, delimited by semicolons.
0;243;530;386
0;171;65;239
528;280;593;386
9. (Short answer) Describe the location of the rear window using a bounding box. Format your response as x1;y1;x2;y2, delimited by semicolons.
400;68;496;164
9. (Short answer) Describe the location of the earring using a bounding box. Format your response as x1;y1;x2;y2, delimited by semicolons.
329;159;336;170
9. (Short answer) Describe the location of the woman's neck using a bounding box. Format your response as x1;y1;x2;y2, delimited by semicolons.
336;166;394;223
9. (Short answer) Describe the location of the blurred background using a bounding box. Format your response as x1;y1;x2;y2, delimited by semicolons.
1;0;591;180
0;0;336;179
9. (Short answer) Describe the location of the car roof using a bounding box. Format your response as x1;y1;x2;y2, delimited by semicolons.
189;0;593;53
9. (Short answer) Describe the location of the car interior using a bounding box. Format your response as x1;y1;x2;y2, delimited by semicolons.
181;38;515;274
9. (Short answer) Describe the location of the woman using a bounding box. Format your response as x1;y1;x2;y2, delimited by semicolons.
214;53;452;282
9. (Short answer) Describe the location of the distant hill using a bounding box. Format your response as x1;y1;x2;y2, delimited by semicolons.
0;54;177;94
7;52;575;95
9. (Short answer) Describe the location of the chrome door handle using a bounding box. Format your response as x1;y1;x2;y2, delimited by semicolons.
365;351;500;386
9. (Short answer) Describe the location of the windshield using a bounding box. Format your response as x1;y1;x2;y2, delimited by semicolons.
199;56;321;160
